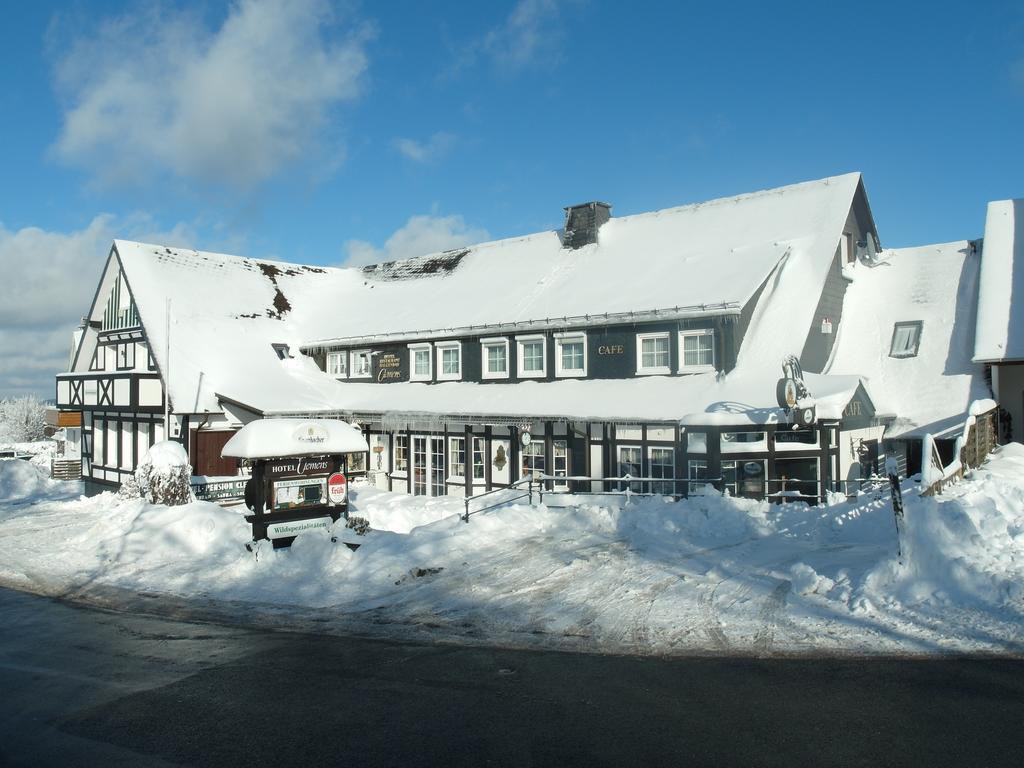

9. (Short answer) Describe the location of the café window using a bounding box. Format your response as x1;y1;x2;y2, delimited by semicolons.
326;351;347;377
554;333;587;377
679;329;715;371
522;440;545;477
517;335;546;378
436;341;462;381
409;343;432;381
889;321;922;358
393;435;408;473
481;337;509;380
618;445;642;492
648;447;675;495
351;350;371;378
472;437;486;480
636;332;671;375
449;437;466;478
688;459;711;495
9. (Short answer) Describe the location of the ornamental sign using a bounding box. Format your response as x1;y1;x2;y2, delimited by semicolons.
775;355;815;426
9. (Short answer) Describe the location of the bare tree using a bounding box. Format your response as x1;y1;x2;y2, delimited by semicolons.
0;396;48;444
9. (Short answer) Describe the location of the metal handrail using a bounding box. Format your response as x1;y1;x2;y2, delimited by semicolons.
462;477;533;523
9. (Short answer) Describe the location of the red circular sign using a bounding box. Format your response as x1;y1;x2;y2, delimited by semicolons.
328;472;347;504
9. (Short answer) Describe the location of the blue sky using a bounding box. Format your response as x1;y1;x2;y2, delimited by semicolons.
2;0;1023;398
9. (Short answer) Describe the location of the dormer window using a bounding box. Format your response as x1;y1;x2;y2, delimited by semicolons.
555;332;587;377
679;329;715;371
636;332;670;375
436;341;462;381
409;343;432;381
517;335;546;378
351;350;371;377
481;337;510;379
272;343;291;360
326;351;347;377
890;321;922;358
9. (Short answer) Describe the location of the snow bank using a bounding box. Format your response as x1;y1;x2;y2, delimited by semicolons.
0;459;63;504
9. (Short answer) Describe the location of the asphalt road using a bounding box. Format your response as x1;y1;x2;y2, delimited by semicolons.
1;587;1023;767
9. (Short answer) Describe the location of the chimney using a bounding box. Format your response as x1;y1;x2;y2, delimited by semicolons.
563;201;611;249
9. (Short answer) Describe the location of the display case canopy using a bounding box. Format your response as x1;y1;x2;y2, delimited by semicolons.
222;419;369;459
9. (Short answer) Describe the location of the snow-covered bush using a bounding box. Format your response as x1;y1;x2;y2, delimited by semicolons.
0;396;47;444
119;440;194;506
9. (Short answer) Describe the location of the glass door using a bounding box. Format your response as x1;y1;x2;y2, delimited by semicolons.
431;437;446;496
412;437;427;495
553;440;568;490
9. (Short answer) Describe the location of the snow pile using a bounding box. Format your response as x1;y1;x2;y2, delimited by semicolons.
0;459;64;505
120;441;194;506
863;443;1024;609
1;445;1023;654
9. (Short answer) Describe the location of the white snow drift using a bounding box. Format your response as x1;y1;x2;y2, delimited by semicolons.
1;446;1023;655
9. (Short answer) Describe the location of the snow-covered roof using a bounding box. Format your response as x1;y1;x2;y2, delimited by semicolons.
826;241;990;439
254;369;863;426
302;172;863;346
974;199;1024;362
111;173;864;418
222;418;368;459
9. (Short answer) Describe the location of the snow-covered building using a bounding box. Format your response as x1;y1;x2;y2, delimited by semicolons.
55;173;991;501
974;199;1024;442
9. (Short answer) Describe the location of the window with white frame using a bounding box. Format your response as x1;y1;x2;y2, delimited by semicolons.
326;351;347;377
522;440;545;477
649;447;675;495
679;329;715;371
636;332;671;375
472;437;486;480
889;321;922;358
517;336;546;378
555;333;586;377
617;445;642;492
481;338;509;379
436;342;462;380
393;435;408;472
449;437;466;478
351;350;371;378
409;344;432;381
688;459;710;495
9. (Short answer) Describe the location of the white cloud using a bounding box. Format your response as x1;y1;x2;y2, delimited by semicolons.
480;0;565;72
0;215;201;398
393;132;458;163
50;0;370;188
343;214;489;267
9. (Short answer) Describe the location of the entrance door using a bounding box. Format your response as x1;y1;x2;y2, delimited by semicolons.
411;435;447;497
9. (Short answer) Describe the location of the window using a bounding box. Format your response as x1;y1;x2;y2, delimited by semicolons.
680;329;715;371
481;338;509;379
326;351;347;377
272;343;290;360
522;440;545;477
722;430;766;444
116;343;135;370
517;335;546;378
721;460;738;496
553;440;568;489
889;321;922;358
649;447;675;495
449;437;466;478
618;445;642;492
472;437;486;480
436;342;461;380
90;348;103;371
636;332;670;375
351;350;371;378
688;459;711;495
393;435;408;472
409;344;432;381
555;333;587;377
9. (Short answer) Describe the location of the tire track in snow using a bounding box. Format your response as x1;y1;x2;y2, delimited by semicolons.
698;582;731;650
753;579;792;653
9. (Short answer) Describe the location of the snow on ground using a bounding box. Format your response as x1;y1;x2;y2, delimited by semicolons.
1;447;1023;655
